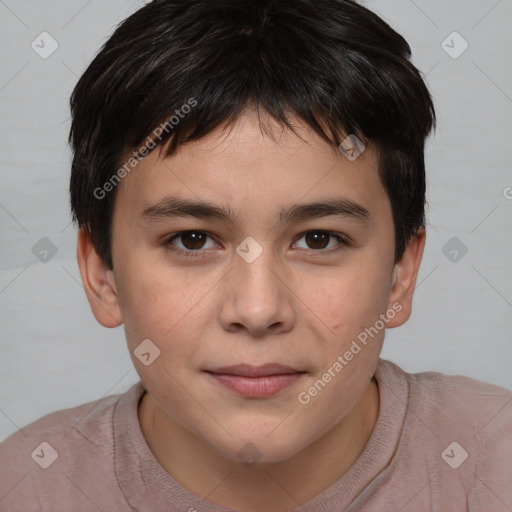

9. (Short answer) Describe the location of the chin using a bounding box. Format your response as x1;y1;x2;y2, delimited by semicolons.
212;419;313;465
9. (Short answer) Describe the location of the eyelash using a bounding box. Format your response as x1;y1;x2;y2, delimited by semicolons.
164;230;350;259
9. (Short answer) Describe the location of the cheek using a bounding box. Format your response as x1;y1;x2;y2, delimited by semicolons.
303;259;392;338
118;269;208;394
115;260;206;349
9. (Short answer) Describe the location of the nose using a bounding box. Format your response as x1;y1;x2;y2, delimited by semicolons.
219;245;295;338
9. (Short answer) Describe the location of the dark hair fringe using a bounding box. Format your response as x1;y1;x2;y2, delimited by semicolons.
69;0;435;268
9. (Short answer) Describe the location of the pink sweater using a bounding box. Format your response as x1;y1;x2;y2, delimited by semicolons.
1;358;511;511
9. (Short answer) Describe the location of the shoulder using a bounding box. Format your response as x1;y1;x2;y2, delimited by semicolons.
378;358;512;427
403;362;512;430
0;383;143;511
1;389;121;458
377;359;512;509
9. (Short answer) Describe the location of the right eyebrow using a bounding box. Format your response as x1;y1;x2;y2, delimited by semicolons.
141;196;239;227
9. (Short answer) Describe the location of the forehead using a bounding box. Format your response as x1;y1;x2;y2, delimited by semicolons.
113;110;387;223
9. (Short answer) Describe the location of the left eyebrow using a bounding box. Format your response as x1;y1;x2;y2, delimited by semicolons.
278;198;371;224
140;196;371;226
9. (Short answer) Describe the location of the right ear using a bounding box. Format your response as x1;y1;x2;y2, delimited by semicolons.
76;228;123;328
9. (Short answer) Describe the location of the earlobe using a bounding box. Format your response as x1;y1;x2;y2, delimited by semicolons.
76;228;123;328
386;228;426;328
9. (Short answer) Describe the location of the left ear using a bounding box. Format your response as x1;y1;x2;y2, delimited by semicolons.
386;227;426;328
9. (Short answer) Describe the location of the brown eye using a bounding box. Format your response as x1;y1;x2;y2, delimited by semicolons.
180;232;207;250
167;231;216;252
294;231;346;252
304;231;330;249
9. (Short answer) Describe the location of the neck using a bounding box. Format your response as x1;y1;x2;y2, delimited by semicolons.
138;378;379;512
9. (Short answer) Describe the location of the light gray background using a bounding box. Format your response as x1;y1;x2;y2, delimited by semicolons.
0;0;511;443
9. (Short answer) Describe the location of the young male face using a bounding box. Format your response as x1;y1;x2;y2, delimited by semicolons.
78;109;424;471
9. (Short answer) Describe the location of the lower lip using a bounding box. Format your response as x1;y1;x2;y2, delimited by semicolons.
207;372;305;398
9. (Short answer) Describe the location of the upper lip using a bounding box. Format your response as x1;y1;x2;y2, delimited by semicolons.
206;364;304;378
